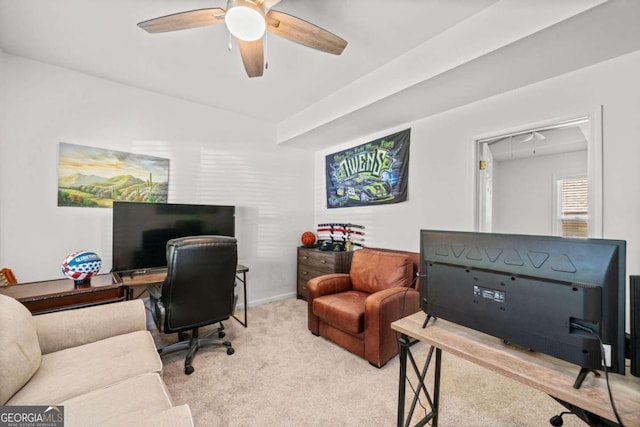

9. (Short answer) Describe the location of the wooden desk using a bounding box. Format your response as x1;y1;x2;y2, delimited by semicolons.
392;311;640;427
0;273;125;315
1;265;250;324
119;265;250;327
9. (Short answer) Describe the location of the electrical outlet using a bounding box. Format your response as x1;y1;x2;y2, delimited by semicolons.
603;344;612;367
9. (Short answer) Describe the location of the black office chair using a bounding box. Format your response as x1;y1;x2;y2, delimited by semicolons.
147;235;237;375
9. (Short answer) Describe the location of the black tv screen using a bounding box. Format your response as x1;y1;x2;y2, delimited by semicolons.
112;201;235;273
420;230;626;379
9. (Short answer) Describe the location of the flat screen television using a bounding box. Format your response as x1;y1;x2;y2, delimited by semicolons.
112;201;235;274
420;229;626;385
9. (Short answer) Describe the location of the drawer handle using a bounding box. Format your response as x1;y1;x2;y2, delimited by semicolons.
320;260;327;264
302;271;308;275
302;256;308;260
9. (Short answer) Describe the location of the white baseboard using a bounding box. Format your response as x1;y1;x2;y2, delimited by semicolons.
237;292;297;310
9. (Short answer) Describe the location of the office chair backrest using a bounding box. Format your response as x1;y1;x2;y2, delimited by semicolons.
162;235;238;333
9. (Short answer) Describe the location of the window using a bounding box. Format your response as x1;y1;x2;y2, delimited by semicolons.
557;176;588;238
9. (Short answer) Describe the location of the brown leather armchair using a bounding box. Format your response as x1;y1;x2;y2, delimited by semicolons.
307;248;420;367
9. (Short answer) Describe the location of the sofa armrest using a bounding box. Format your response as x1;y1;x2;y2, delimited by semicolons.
307;273;352;334
35;299;147;355
364;287;420;367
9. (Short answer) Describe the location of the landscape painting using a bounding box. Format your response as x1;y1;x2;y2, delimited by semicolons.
58;143;169;208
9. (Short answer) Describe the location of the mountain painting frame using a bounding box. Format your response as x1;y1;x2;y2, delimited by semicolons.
57;143;169;208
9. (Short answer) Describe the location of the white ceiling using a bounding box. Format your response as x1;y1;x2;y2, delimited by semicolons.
0;0;496;120
488;127;588;162
2;0;639;147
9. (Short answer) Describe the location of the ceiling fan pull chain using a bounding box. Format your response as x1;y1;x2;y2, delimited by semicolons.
265;33;269;70
228;32;233;52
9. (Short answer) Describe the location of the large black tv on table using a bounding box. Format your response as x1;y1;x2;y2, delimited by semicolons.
112;201;235;274
420;229;626;387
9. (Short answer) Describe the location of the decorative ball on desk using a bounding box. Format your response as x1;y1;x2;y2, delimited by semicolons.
300;231;316;247
61;251;102;285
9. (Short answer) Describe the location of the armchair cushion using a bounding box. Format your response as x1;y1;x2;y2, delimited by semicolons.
0;294;41;405
350;250;413;293
313;290;368;334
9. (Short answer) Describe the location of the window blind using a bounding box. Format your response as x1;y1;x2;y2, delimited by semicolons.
560;177;588;238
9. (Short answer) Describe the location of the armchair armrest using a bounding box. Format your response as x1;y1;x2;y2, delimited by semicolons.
364;287;420;367
307;273;352;299
35;299;147;355
307;273;352;334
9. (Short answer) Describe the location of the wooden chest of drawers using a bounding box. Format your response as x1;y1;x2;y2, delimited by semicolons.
297;247;353;300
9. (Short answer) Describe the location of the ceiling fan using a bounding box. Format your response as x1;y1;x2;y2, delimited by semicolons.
137;0;348;78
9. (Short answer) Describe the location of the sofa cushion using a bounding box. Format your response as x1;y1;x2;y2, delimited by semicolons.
7;330;162;405
61;372;192;427
313;291;368;335
0;294;42;405
146;405;194;427
350;249;413;293
35;299;147;355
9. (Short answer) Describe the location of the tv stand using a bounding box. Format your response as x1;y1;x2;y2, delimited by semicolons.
422;313;436;328
573;367;601;389
419;312;601;390
393;312;640;427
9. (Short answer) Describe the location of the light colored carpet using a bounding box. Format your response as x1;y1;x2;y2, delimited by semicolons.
156;298;583;427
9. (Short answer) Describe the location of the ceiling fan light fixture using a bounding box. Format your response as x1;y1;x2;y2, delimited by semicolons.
225;0;266;42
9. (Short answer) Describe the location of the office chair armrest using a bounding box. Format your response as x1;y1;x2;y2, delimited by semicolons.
153;299;166;333
35;299;147;355
147;284;161;300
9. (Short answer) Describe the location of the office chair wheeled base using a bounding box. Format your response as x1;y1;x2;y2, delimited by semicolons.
158;322;235;375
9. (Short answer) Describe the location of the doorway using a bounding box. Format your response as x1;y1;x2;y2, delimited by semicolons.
475;113;602;238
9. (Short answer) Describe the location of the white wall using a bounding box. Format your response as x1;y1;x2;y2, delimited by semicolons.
314;50;640;328
493;150;587;235
315;49;640;260
0;53;314;305
0;48;3;263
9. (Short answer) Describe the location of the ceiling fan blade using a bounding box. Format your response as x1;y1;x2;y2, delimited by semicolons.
266;10;347;55
237;39;264;78
138;8;225;33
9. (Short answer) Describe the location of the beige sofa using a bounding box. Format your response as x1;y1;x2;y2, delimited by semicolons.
0;293;193;427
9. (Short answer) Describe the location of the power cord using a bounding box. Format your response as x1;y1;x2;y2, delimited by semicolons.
399;273;419;319
549;411;573;426
395;273;419;359
569;322;625;427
